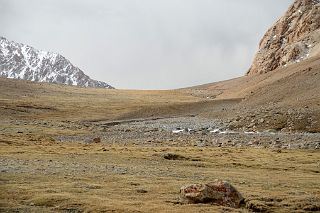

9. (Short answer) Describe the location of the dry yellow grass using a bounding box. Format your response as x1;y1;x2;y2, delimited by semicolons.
1;141;320;212
0;78;205;122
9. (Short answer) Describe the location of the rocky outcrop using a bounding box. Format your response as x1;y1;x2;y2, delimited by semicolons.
247;0;320;75
0;37;114;88
180;180;244;208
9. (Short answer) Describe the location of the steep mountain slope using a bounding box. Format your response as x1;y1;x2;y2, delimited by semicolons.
187;54;320;133
187;0;320;132
0;37;114;89
247;0;320;75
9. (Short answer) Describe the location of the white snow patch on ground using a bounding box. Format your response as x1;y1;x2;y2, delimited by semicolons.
210;129;237;134
172;129;184;134
219;130;237;134
210;128;221;133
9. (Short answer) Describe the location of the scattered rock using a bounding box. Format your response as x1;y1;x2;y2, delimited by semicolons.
246;199;268;212
130;182;140;186
93;137;101;143
265;129;277;133
163;153;188;160
136;189;148;193
57;116;320;150
84;137;101;144
180;179;244;208
303;204;320;211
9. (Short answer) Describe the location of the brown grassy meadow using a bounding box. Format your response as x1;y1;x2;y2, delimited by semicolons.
1;78;320;212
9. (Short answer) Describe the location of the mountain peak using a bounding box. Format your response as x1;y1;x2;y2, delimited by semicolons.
0;37;114;89
247;0;320;75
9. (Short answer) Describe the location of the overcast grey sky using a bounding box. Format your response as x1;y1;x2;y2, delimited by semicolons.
0;0;292;89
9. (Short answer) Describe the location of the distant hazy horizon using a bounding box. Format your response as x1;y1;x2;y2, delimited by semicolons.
0;0;292;89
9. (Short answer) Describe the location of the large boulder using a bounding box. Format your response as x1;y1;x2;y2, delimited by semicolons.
180;179;244;208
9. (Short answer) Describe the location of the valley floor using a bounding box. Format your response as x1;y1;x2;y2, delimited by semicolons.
0;76;320;212
1;140;320;212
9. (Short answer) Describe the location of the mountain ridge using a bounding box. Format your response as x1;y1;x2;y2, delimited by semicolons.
0;37;114;89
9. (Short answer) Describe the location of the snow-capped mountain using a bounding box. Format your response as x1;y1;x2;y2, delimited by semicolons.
0;37;114;89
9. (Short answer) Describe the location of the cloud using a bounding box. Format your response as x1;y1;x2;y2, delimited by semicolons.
0;0;292;89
